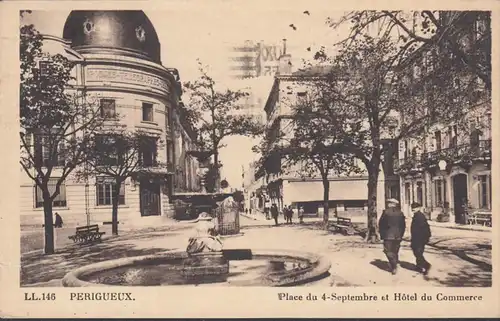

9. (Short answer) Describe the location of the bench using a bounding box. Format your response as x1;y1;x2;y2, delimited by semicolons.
467;211;492;227
330;217;356;235
68;224;106;244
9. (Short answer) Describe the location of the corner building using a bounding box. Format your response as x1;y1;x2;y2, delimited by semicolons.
20;11;199;226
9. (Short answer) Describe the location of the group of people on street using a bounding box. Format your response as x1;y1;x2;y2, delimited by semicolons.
379;198;432;276
264;203;305;226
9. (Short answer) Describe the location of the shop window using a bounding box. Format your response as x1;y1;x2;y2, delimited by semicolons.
35;178;67;208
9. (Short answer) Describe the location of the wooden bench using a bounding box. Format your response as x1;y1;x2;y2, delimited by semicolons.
468;211;492;227
330;217;356;235
68;224;106;244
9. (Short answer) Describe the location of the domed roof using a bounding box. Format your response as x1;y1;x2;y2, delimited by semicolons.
62;10;161;63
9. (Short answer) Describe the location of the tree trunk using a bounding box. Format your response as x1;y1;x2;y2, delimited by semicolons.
366;165;380;243
111;180;122;235
42;191;55;255
213;149;220;192
322;178;330;229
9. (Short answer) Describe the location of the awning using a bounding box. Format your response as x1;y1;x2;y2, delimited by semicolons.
284;179;369;202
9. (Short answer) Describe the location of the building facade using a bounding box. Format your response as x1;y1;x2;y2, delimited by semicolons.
256;53;398;217
20;11;199;227
394;12;492;223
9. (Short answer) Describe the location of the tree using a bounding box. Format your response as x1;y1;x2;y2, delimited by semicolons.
183;62;264;192
202;162;221;193
303;34;475;241
330;11;491;90
272;89;360;228
20;24;102;254
76;130;161;235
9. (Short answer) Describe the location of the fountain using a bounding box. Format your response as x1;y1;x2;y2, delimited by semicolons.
61;211;331;287
60;150;331;287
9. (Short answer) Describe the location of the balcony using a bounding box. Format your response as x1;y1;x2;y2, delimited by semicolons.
394;139;491;173
394;154;423;174
422;139;491;164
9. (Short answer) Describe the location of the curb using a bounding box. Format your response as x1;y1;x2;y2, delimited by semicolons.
428;222;491;233
22;249;44;258
241;213;269;222
220;232;245;239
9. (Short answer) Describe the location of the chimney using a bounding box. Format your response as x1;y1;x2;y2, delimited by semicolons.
277;39;292;76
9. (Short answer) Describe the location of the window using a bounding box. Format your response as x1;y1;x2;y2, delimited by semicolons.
416;181;423;205
389;185;399;201
34;133;65;167
435;179;443;206
166;140;174;167
100;99;116;119
434;179;448;207
39;61;50;77
96;177;125;206
478;175;490;209
435;131;441;151
95;135;120;166
405;183;411;204
35;178;67;208
139;137;157;167
450;125;458;147
142;102;154;122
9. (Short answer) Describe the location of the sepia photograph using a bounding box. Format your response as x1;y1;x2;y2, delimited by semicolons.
16;6;493;291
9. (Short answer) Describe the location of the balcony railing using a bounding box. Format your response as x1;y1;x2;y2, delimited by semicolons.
422;139;491;164
393;154;423;173
395;139;491;173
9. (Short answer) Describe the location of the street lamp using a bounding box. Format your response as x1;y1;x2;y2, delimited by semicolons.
438;160;447;171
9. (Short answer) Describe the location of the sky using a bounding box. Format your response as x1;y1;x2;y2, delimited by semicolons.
22;6;350;188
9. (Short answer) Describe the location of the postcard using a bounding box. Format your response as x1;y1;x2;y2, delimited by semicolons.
0;0;498;318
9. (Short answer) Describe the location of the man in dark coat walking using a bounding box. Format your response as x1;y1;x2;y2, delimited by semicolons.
270;203;279;226
378;198;406;275
410;202;432;275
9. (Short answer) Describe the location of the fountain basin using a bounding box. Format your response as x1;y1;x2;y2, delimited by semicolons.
62;249;331;287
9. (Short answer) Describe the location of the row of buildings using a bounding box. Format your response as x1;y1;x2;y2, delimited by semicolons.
20;11;201;226
246;12;492;225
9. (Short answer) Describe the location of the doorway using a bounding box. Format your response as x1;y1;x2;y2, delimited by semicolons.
140;179;161;216
452;174;468;224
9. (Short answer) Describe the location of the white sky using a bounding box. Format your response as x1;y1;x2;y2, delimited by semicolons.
22;7;349;187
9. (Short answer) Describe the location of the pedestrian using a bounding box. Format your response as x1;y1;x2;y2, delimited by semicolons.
264;198;271;219
378;198;406;275
298;206;304;224
284;206;289;224
287;206;293;224
410;202;432;275
54;212;63;228
271;203;279;226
